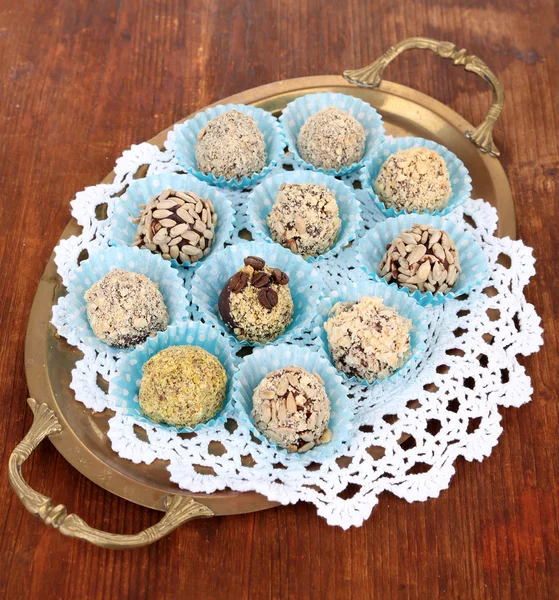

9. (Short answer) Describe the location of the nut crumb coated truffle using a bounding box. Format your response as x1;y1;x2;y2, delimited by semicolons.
324;296;411;382
374;147;452;213
196;110;267;181
252;366;332;452
218;256;293;343
132;188;218;264
297;107;365;171
266;183;341;257
379;223;462;294
84;269;168;349
139;345;227;428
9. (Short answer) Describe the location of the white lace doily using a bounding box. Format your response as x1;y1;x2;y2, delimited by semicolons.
52;137;543;529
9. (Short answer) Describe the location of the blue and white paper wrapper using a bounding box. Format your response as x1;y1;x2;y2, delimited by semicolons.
313;279;428;386
355;214;488;306
168;103;286;190
246;170;362;262
359;136;473;218
107;173;235;268
54;246;189;355
190;241;323;346
110;321;237;433
232;343;354;461
279;92;385;176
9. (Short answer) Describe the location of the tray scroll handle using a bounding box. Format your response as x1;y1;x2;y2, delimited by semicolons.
9;398;214;549
343;36;504;157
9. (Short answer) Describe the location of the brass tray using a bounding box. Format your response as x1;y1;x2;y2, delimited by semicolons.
10;38;515;548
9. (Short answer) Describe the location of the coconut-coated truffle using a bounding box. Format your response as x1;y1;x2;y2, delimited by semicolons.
379;223;462;294
252;366;332;452
218;256;293;343
266;183;341;257
195;110;267;181
84;269;168;349
139;345;227;428
297;107;365;171
374;147;452;213
324;296;411;382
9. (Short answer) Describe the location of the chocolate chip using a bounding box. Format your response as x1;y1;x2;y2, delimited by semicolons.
272;268;289;285
252;272;270;288
244;256;265;270
229;271;249;293
258;287;278;309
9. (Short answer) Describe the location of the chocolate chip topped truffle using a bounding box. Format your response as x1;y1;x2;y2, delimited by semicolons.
132;188;217;264
84;269;168;349
374;147;452;213
379;223;462;294
218;256;293;343
252;366;332;453
139;345;227;428
297;107;365;171
196;110;267;181
266;183;342;257
324;296;411;382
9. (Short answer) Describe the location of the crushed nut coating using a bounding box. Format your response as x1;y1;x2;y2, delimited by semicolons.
139;345;227;428
324;296;411;383
84;269;168;349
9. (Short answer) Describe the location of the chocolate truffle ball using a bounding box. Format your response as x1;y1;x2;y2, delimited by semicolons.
374;147;452;213
84;269;168;349
196;110;267;181
324;296;411;382
132;188;217;264
297;107;365;171
266;183;342;257
218;256;293;343
139;345;227;428
252;366;332;453
379;223;462;294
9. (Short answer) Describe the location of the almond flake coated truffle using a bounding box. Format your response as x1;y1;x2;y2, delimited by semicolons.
139;345;227;428
266;183;342;257
84;269;168;349
374;147;452;213
218;257;293;343
252;366;332;452
324;296;412;383
195;110;267;181
297;107;365;171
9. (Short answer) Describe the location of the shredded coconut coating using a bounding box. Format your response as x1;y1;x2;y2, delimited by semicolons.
266;183;341;257
195;110;267;181
226;265;293;343
324;296;412;382
297;107;365;171
252;366;332;452
139;345;227;428
84;269;168;349
374;147;452;213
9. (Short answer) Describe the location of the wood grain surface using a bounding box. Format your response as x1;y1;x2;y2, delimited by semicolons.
0;0;557;598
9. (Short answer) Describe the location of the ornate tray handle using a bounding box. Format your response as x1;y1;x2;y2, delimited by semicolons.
343;37;504;157
9;399;214;549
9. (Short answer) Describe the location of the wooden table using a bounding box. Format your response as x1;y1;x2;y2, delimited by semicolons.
1;1;557;598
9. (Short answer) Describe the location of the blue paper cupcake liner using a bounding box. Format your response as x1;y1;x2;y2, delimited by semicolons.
110;321;237;433
53;246;189;355
167;103;286;190
107;173;235;268
246;170;362;262
312;279;428;386
232;343;354;462
359;136;472;218
355;213;488;306
279;92;385;176
190;241;323;346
